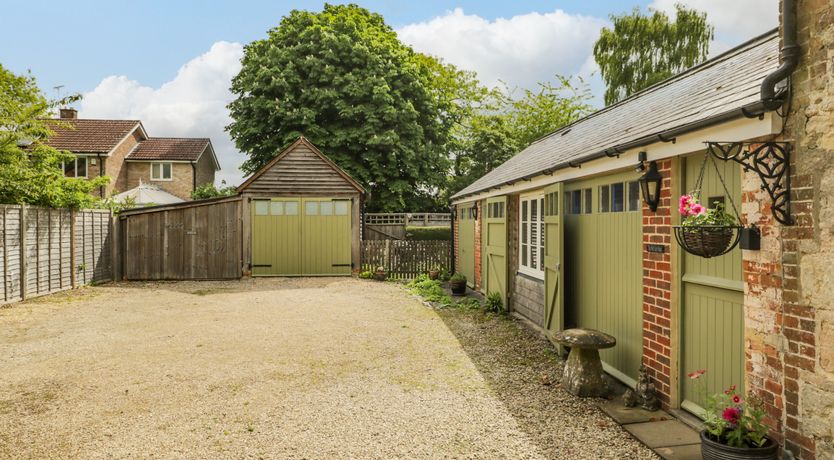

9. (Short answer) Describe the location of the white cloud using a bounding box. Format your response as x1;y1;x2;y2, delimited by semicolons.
397;8;607;97
79;41;246;186
650;0;779;54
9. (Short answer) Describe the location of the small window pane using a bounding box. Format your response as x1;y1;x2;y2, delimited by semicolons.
334;201;348;215
522;222;528;244
522;200;528;222
320;202;333;215
521;243;528;267
708;196;725;209
584;189;592;214
77;157;87;177
612;183;625;212
163;163;172;179
151;163;160;179
600;185;610;213
255;201;269;216
628;181;640;211
571;190;581;214
305;202;318;215
285;202;299;215
270;202;284;215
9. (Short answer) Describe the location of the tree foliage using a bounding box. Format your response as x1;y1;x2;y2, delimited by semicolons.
0;64;107;208
228;4;453;211
593;5;714;105
191;180;237;200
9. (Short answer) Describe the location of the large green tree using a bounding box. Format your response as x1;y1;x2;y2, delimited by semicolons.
0;65;107;208
228;4;457;211
594;5;713;105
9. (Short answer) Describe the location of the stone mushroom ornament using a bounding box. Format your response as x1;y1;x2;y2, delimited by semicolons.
553;328;616;398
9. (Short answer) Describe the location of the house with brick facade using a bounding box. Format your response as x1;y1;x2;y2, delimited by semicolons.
45;108;220;201
451;0;833;457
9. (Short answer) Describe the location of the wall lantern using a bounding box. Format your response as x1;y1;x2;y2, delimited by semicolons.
638;153;662;212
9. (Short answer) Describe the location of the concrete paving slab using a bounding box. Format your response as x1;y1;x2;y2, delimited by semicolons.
624;420;701;448
654;443;702;460
598;400;672;425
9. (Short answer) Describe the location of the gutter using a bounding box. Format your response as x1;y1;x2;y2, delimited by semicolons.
191;161;197;193
97;153;105;198
453;1;798;202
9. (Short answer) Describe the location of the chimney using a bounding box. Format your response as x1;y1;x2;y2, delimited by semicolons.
59;108;78;119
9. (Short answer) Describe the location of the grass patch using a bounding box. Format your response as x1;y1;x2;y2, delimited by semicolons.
406;226;451;241
407;275;484;310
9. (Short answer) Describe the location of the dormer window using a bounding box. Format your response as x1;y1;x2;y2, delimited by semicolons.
63;157;87;178
151;162;172;181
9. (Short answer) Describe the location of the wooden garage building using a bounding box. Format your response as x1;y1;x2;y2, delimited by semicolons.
237;137;364;276
119;136;364;279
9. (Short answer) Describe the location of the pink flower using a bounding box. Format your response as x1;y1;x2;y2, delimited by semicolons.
679;206;689;216
732;395;742;404
691;204;705;215
687;369;706;379
679;194;692;207
723;407;741;425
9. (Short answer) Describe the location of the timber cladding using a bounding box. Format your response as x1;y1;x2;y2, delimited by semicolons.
120;197;243;280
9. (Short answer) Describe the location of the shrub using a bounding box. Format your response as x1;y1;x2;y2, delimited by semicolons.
452;297;482;310
449;272;466;283
358;270;374;279
407;275;452;306
406;226;451;240
485;292;504;313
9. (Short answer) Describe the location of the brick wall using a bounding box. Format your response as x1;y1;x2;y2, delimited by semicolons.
106;129;144;196
194;149;217;189
641;159;673;408
741;1;834;457
126;162;196;200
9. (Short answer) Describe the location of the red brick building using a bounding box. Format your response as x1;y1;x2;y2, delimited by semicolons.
452;1;833;456
46;108;220;200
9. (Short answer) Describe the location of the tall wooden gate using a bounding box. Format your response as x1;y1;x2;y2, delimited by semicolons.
457;203;476;286
543;183;564;336
482;196;507;306
680;153;744;414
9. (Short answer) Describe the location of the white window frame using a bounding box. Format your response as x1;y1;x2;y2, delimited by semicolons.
62;156;88;178
150;162;173;181
518;193;545;279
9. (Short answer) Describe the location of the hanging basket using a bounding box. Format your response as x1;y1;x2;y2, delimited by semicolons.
674;225;742;258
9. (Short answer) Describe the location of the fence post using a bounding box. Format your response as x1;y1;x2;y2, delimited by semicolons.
70;209;76;289
19;205;27;300
385;238;391;271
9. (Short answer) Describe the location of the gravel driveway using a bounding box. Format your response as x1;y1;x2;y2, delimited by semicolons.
0;278;656;459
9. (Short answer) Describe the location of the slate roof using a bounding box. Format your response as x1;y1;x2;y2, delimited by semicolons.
126;137;210;162
452;29;780;200
44;119;141;153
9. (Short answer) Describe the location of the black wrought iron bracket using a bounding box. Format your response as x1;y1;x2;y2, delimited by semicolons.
705;141;793;225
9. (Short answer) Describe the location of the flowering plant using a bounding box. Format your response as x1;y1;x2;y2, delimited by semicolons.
679;194;736;227
689;370;769;448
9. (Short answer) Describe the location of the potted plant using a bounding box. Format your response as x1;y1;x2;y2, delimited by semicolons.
449;273;467;296
689;370;778;460
428;268;440;280
373;266;387;281
674;194;741;258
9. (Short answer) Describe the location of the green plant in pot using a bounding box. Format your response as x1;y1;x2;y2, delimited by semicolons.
428;268;440;280
373;266;387;281
689;370;778;460
675;194;740;258
449;273;467;296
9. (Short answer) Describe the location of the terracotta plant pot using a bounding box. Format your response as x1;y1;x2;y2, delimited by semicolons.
700;430;778;460
428;270;439;280
374;267;386;281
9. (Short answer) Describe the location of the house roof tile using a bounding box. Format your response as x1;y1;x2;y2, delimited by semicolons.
126;138;210;162
44;119;141;153
452;29;780;200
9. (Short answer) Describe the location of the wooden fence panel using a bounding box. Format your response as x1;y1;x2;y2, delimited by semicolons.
0;205;113;305
361;239;451;280
121;198;242;280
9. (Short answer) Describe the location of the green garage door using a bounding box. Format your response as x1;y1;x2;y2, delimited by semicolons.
680;154;743;415
482;196;508;305
564;170;643;385
457;203;476;287
251;197;352;276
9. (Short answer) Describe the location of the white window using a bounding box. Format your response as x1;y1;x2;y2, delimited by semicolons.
150;162;172;181
62;157;87;178
519;194;545;278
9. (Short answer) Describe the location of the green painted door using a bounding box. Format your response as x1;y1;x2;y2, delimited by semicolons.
458;203;476;286
251;197;352;276
681;153;744;415
543;183;565;336
482;196;508;305
564;170;643;385
251;198;302;276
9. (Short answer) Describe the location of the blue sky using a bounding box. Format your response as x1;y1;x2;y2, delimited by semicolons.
1;1;778;185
